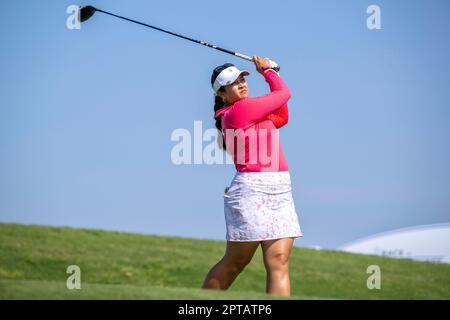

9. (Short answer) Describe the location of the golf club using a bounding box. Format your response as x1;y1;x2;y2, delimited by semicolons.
78;5;280;72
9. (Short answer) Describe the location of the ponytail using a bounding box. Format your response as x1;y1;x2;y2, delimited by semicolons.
213;88;227;151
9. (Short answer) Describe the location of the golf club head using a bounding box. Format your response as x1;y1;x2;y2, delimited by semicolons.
78;5;97;23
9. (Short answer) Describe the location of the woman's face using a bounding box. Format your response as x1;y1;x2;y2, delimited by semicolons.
218;74;249;105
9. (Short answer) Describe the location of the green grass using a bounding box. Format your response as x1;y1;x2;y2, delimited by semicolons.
0;223;449;299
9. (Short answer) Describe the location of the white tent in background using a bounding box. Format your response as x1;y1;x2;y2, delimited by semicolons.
338;223;450;264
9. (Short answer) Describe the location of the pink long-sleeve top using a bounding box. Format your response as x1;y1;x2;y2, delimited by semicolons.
214;69;291;172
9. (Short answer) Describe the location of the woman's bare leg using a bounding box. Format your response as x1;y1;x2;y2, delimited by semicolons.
261;237;295;296
201;240;260;290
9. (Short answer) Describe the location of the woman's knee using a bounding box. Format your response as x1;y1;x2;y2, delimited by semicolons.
222;255;252;273
264;252;290;271
222;241;259;274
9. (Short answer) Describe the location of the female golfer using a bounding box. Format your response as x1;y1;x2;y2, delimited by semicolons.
201;56;303;296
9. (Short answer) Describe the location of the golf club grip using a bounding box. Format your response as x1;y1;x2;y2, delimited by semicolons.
234;53;253;61
94;9;253;62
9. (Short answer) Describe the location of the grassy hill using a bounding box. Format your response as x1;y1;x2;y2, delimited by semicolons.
0;223;449;299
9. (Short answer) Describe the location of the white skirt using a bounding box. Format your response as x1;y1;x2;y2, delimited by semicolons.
223;171;303;242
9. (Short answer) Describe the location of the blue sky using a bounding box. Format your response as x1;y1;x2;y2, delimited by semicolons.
1;0;449;249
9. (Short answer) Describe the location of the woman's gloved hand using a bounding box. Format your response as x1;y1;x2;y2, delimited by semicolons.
268;59;280;74
252;56;271;74
252;56;280;75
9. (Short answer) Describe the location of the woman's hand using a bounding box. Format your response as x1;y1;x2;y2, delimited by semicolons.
252;56;272;74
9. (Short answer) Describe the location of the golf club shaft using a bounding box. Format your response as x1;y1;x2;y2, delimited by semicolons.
94;8;253;61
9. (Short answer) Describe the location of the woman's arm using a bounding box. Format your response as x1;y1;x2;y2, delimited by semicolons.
267;103;289;128
264;65;289;128
230;69;291;128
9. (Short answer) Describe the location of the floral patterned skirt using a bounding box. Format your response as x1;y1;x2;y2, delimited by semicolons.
223;171;303;242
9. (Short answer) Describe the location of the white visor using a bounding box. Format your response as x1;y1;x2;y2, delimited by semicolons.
212;66;250;93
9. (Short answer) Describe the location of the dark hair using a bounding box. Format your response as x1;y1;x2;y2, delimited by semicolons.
214;87;227;150
211;63;234;151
